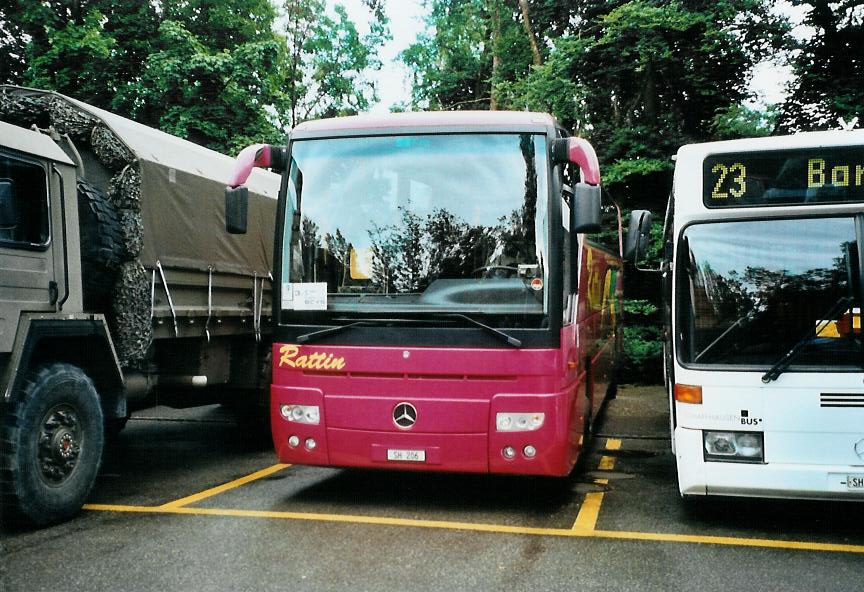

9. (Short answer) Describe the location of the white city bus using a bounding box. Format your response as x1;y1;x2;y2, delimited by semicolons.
665;128;864;500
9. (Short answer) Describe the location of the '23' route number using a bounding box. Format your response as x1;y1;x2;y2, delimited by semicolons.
711;162;747;200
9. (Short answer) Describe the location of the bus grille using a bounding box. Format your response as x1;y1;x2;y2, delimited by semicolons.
820;393;864;408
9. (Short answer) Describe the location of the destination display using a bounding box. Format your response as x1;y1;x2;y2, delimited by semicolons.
703;146;864;207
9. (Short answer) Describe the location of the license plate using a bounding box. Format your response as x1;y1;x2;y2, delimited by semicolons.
847;475;864;489
387;449;426;462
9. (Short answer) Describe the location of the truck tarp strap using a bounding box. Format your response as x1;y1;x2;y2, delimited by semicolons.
156;260;179;337
256;275;266;342
253;272;263;343
205;265;213;342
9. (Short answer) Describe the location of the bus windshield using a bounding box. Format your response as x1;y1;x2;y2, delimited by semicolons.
678;216;863;368
282;133;549;329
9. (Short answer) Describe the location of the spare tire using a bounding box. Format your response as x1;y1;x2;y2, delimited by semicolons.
77;180;123;310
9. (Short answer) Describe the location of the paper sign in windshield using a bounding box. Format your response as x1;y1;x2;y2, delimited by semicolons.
282;282;327;310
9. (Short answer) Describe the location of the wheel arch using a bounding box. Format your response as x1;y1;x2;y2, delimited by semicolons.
3;315;125;419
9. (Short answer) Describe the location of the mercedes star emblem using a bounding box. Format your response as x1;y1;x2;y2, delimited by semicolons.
393;402;417;429
855;438;864;461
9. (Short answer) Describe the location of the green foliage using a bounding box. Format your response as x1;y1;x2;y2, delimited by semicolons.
25;11;117;107
283;0;390;126
603;158;671;187
622;325;663;382
779;1;864;132
1;1;160;111
711;104;777;140
624;299;658;317
119;14;288;153
1;0;388;153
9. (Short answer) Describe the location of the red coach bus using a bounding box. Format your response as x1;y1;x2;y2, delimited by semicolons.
226;112;645;476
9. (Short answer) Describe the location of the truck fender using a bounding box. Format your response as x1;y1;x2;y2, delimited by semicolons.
2;314;125;419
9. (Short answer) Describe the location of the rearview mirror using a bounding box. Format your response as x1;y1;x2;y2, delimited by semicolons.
624;209;653;264
225;185;248;234
572;183;601;234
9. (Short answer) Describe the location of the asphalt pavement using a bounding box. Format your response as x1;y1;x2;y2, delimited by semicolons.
2;385;863;592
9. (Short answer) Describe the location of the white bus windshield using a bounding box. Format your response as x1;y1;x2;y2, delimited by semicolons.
678;216;863;368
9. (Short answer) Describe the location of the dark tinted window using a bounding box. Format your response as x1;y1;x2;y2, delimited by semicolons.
0;155;49;247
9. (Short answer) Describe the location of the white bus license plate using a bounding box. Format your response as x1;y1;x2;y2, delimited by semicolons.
387;449;426;462
847;475;864;490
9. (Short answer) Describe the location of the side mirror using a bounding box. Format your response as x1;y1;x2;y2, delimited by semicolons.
225;185;248;234
572;183;601;234
624;209;653;264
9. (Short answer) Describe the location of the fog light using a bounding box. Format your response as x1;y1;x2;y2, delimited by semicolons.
704;431;763;463
305;438;317;450
288;435;300;448
281;405;320;425
735;433;762;458
502;446;516;459
496;413;545;432
523;445;536;458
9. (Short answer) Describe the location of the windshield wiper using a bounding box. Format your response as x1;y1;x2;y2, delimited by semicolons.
296;313;522;348
296;320;370;344
695;311;756;363
761;296;853;383
436;313;522;348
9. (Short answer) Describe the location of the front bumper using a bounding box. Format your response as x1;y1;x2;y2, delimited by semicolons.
675;427;864;500
270;385;579;476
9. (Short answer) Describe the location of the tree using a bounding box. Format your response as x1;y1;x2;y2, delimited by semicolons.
117;0;289;153
778;1;864;132
400;0;539;110
1;0;391;152
0;0;160;111
497;0;788;209
281;0;390;127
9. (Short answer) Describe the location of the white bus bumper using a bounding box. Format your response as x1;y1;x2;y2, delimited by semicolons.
675;427;864;500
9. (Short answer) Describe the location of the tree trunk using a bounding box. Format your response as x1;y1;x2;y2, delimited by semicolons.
518;0;542;66
490;3;501;110
644;59;657;127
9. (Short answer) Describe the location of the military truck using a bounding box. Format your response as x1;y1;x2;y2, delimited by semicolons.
0;86;278;526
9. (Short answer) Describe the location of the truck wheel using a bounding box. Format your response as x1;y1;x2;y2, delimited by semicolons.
77;180;123;309
0;364;104;527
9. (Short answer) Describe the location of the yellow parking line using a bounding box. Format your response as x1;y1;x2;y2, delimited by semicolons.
572;438;621;531
80;443;864;556
80;503;864;554
159;464;291;509
572;492;604;532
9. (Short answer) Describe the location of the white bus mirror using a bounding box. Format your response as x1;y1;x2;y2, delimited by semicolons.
624;209;653;263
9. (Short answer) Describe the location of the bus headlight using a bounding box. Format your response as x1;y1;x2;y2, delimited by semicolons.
703;431;763;463
280;404;320;425
496;413;544;432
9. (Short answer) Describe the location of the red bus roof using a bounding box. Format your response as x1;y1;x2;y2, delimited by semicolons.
292;110;559;133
